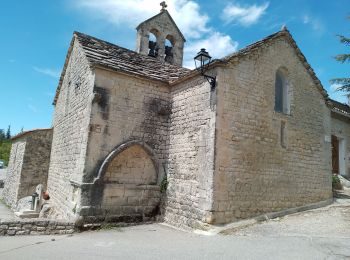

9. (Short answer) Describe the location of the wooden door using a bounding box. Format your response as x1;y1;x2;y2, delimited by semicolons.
332;135;339;174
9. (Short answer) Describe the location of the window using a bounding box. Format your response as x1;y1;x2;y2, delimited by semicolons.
274;69;290;114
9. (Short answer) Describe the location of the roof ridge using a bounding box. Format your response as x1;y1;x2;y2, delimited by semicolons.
172;28;329;100
74;31;141;57
221;28;328;98
221;30;284;61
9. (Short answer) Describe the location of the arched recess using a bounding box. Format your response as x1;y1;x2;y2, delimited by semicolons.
104;145;157;185
96;140;161;220
95;140;159;183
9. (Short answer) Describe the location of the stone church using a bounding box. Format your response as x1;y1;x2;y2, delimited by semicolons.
3;5;350;229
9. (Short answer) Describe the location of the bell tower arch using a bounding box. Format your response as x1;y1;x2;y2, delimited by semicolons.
135;2;186;66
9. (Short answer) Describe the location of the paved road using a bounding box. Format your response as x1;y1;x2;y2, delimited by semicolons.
1;223;347;260
0;168;6;180
0;168;6;199
0;168;17;220
0;175;349;259
0;201;14;220
0;193;350;260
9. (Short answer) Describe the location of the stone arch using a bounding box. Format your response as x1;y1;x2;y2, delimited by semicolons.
164;34;175;63
96;140;161;221
165;34;175;46
104;145;157;184
149;28;160;37
95;140;159;184
148;29;160;57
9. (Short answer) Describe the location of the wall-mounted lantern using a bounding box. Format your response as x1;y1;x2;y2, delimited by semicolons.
194;48;216;90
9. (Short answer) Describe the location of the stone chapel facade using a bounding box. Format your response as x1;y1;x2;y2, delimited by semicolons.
4;7;350;229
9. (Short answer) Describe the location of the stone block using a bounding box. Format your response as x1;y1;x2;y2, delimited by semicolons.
55;226;66;230
127;196;140;206
16;230;30;235
6;230;16;236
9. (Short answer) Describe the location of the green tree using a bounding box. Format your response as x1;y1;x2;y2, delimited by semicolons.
330;17;350;92
6;125;11;139
0;140;11;166
0;127;11;166
0;129;5;141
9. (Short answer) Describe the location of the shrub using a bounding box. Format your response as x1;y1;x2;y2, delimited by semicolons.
332;175;343;190
160;175;168;193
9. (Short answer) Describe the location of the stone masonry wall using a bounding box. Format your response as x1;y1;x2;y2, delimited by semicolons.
164;76;216;229
47;38;95;220
213;37;332;224
101;145;160;221
3;129;52;209
18;129;53;200
331;114;350;177
3;140;26;208
0;219;74;236
78;69;170;220
136;10;185;66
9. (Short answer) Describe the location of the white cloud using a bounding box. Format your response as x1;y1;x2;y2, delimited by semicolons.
330;83;342;92
33;67;60;78
302;15;310;24
222;1;269;26
73;0;209;39
301;14;324;33
184;32;238;68
329;83;348;104
70;0;240;68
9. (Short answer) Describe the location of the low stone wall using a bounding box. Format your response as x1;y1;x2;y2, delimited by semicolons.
0;219;75;236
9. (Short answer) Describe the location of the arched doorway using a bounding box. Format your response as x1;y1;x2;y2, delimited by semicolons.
101;144;161;221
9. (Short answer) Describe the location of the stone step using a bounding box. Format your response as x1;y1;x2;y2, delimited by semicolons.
14;211;39;219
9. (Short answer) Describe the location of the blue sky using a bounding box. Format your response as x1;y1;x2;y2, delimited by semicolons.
0;0;349;135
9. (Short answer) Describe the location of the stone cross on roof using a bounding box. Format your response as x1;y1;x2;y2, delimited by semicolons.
160;1;167;11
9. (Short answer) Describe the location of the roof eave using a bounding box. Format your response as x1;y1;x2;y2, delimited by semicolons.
170;59;227;86
331;109;350;119
91;63;170;86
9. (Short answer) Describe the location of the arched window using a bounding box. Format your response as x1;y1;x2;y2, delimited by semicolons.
148;29;159;57
274;69;290;114
164;35;175;63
